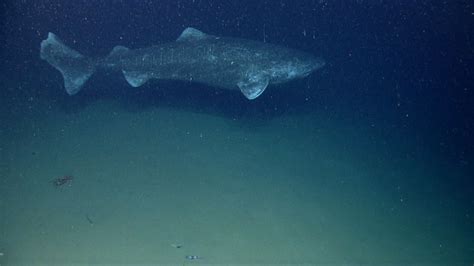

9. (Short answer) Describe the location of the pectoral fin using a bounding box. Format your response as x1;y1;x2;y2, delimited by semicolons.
237;76;269;100
122;70;150;87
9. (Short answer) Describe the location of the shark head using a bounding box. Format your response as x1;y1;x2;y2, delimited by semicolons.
294;55;326;78
268;54;325;84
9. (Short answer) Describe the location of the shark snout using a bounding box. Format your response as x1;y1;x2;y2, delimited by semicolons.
298;57;325;77
310;57;326;71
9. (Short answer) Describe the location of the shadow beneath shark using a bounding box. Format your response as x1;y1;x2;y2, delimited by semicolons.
55;72;326;130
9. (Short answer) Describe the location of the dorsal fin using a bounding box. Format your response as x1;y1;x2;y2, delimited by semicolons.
177;27;210;42
109;45;129;56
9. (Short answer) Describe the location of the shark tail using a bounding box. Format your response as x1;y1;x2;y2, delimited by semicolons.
40;32;96;95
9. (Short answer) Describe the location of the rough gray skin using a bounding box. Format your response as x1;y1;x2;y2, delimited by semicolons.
40;27;325;100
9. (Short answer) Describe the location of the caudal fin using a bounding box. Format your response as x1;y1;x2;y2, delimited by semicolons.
40;32;95;95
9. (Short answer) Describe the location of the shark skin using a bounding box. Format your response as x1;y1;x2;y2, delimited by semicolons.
40;27;325;100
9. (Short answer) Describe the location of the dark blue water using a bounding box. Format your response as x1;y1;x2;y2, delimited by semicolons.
1;1;473;264
2;1;471;150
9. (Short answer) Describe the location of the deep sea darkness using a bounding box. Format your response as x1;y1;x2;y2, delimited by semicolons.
1;1;472;158
0;0;472;264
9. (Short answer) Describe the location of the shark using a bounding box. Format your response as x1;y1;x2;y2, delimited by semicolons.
40;27;325;100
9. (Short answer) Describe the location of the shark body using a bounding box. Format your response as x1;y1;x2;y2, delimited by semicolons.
40;27;325;100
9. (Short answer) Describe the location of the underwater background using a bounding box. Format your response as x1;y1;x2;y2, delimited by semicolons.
0;0;473;265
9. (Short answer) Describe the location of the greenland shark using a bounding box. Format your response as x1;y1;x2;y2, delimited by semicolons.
40;27;325;100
